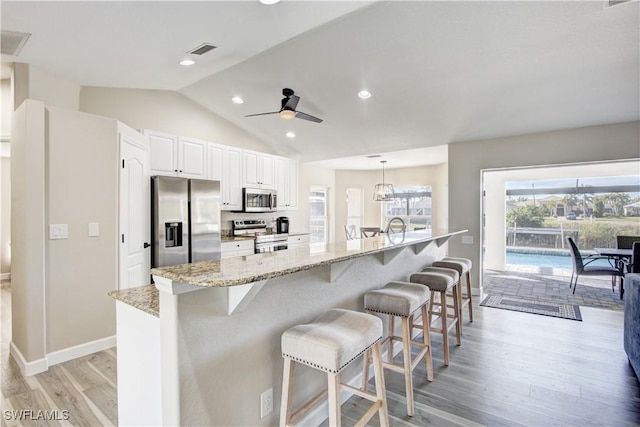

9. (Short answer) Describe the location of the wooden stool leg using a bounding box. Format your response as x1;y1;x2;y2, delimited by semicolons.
280;357;295;427
421;304;434;381
327;372;341;427
371;342;389;427
453;285;462;345
440;290;450;366
401;317;414;416
361;348;370;393
387;315;395;364
466;271;473;322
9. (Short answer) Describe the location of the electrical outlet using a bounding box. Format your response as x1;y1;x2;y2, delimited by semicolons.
260;387;273;419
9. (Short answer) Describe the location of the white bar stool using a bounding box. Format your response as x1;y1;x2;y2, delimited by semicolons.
433;257;474;322
362;281;433;416
279;309;389;427
409;267;461;366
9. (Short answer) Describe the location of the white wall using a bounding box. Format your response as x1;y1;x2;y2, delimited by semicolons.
11;100;47;363
11;63;80;111
448;121;640;290
79;86;272;154
1;78;12;276
46;107;119;352
334;164;448;242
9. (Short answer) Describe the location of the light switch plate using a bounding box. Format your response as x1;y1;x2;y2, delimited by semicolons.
49;224;68;240
461;235;474;244
88;222;100;237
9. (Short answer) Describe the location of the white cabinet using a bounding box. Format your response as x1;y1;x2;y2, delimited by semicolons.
207;142;243;211
275;156;299;210
221;239;254;259
143;130;206;178
287;234;310;249
243;150;275;189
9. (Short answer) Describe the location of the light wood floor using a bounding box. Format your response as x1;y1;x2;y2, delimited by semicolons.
337;302;640;426
1;282;117;427
3;279;639;426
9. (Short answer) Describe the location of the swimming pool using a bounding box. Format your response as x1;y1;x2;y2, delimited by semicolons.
506;250;614;269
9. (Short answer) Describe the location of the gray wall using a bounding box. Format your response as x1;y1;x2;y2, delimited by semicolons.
448;120;640;290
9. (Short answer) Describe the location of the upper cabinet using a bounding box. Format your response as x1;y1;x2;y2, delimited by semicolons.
243;150;275;189
207;142;243;211
143;130;206;179
275;156;299;211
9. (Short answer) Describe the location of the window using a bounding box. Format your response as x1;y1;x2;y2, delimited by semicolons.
382;186;432;231
310;187;329;243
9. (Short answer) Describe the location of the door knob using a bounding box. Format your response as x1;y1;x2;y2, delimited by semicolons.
143;242;151;248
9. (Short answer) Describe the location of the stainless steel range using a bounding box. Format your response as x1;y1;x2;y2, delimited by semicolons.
232;219;288;253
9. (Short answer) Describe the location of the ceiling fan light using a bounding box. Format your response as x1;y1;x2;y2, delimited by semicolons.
280;109;296;120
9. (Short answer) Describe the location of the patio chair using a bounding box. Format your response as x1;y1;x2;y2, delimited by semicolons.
344;224;358;240
621;241;640;274
566;237;624;294
617;235;640;250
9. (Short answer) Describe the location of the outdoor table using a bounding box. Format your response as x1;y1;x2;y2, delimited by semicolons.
360;227;382;238
594;247;633;299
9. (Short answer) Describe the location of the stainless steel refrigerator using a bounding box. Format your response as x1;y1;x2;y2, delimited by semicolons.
151;176;221;268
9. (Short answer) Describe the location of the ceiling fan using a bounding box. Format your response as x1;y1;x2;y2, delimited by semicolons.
245;88;323;123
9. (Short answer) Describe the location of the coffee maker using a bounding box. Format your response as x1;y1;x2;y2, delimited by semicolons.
276;217;289;234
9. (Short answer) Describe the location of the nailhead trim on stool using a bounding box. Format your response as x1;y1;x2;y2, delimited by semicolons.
433;257;473;322
363;282;433;417
280;309;389;427
410;267;461;366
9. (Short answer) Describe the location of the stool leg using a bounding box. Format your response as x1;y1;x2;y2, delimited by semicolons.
387;315;395;364
280;357;295;427
371;342;389;427
421;304;434;381
453;284;462;345
328;372;341;427
439;290;450;366
466;271;473;322
401;317;414;416
361;348;370;393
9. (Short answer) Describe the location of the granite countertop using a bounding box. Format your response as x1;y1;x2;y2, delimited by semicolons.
109;284;159;317
151;229;466;289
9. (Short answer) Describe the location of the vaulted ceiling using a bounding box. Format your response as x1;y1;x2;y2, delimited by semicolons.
2;1;638;168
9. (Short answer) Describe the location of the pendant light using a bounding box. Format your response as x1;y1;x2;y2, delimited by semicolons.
373;160;396;201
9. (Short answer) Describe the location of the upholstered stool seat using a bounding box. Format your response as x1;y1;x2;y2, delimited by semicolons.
363;282;433;416
433;257;474;322
280;309;389;427
410;267;462;366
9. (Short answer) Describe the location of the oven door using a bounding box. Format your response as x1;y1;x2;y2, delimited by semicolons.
255;241;288;253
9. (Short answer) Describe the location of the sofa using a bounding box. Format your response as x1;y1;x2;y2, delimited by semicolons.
624;273;640;380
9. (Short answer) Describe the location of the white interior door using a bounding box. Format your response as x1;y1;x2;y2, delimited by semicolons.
120;133;150;289
346;187;363;235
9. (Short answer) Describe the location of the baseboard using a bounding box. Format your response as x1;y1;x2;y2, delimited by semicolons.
10;342;48;376
0;272;11;281
11;335;117;377
46;335;117;367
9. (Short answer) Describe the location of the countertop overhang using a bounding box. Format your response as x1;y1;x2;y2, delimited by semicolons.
151;229;467;288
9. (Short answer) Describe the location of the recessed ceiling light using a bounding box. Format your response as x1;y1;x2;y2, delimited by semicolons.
231;96;244;104
179;59;195;67
358;90;372;99
285;131;296;138
259;0;280;4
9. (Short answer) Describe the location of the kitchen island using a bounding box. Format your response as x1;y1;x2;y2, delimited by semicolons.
112;228;466;426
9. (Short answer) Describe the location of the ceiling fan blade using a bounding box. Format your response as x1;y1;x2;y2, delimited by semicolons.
283;95;300;111
245;111;279;117
295;111;323;123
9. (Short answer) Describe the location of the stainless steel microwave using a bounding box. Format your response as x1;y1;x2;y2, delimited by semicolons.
242;188;277;212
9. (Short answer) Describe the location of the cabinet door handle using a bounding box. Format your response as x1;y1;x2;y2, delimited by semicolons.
143;242;151;248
